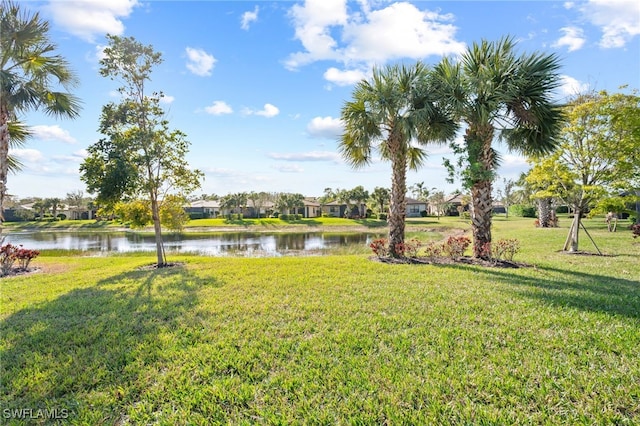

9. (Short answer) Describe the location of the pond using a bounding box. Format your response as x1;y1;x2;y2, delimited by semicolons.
3;231;381;257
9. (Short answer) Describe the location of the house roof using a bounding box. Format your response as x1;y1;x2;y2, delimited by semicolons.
188;200;220;208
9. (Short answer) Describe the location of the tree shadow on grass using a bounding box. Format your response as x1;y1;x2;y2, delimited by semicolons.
435;263;640;319
0;265;224;424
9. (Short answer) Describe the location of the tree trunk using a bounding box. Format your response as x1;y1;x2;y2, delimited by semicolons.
467;124;495;259
388;148;407;258
150;196;165;266
0;103;9;239
537;197;552;227
470;180;493;258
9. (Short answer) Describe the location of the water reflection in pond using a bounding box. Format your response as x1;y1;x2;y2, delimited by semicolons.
4;231;380;257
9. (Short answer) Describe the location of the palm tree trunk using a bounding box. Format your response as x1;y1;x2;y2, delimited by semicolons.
468;125;495;259
537;197;552;227
388;149;407;257
470;180;493;258
0;103;9;238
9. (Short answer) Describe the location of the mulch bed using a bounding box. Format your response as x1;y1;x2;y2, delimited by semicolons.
370;255;528;268
0;267;42;278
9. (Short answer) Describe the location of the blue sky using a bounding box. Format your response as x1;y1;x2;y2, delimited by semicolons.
10;0;640;200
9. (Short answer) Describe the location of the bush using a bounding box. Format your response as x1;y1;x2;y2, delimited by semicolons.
189;212;204;220
369;238;388;258
57;213;67;221
378;213;387;221
442;236;471;259
631;223;640;238
509;204;536;218
493;239;521;261
0;244;40;276
420;210;428;217
556;205;569;214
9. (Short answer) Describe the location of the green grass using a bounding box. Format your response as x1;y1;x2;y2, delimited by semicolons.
1;218;639;424
2;220;117;231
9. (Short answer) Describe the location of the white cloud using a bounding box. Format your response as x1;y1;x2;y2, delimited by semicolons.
185;47;216;76
558;75;589;97
268;151;341;162
285;0;465;74
205;101;233;115
580;0;640;48
46;0;139;42
244;103;280;118
273;164;304;173
241;6;259;30
306;116;343;138
323;67;368;86
31;125;77;144
9;148;45;163
553;26;586;51
160;95;175;104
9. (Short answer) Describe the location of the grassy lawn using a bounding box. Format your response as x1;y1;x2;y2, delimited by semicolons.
1;217;639;424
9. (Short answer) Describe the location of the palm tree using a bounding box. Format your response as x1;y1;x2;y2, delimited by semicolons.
340;62;457;257
370;187;390;217
434;36;564;258
0;1;80;233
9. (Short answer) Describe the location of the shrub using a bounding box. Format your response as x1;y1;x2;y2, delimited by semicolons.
189;212;204;220
442;236;471;259
57;213;67;221
423;242;443;259
420;210;428;217
493;238;521;261
631;223;640;239
378;213;387;221
369;238;388;258
509;204;536;218
0;244;40;275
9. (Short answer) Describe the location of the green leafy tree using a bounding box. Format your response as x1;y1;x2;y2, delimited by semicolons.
435;36;564;258
428;190;449;220
409;181;429;201
370;186;390;216
160;195;189;232
114;200;152;229
0;0;81;236
528;90;639;252
80;35;202;267
340;62;457;257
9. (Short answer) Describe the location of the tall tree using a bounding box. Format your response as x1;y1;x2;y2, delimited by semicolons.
0;0;81;237
409;181;429;201
65;190;85;220
340;62;457;257
370;186;390;216
436;36;564;258
528;90;639;252
80;35;202;267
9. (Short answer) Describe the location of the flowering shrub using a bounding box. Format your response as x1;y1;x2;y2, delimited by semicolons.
493;238;520;261
16;247;40;269
423;242;443;259
369;238;388;258
370;238;422;258
442;236;471;259
0;244;40;275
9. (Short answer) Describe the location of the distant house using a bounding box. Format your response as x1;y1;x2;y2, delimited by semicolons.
321;200;367;218
302;198;322;218
405;197;427;217
185;200;220;218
